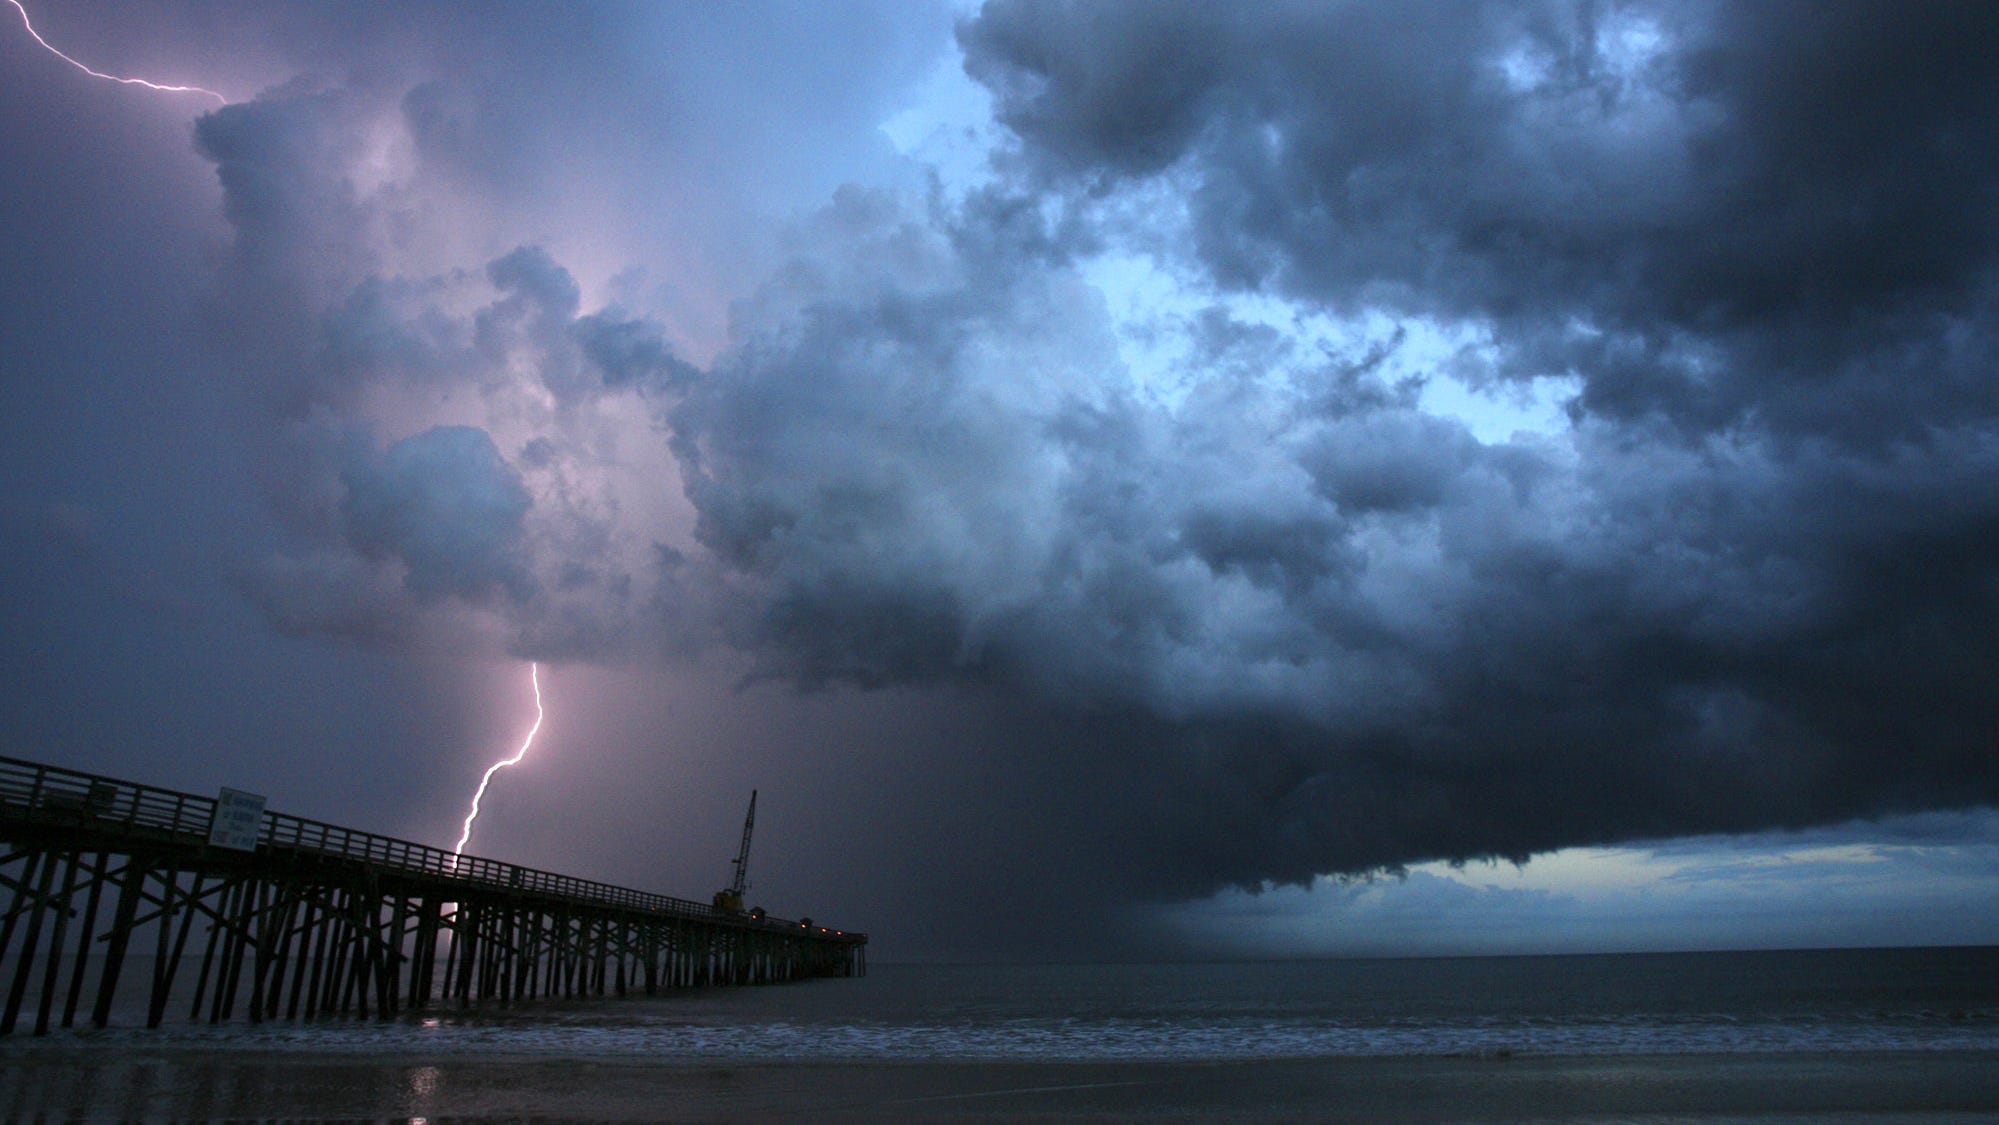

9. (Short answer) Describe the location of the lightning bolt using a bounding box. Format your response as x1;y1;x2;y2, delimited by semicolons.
452;662;545;862
6;0;228;104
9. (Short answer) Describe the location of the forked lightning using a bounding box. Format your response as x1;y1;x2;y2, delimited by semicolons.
5;0;227;104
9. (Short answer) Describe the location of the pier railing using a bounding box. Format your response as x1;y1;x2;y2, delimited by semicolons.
0;753;866;1037
0;754;846;936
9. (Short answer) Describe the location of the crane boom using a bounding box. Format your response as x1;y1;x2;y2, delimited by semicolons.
713;789;757;914
730;789;757;897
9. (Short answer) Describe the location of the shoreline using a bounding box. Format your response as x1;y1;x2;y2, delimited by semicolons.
7;1047;1999;1122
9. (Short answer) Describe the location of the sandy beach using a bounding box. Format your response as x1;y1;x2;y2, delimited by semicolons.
5;1048;1998;1122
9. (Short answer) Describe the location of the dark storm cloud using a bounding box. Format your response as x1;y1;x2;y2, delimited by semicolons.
965;0;1999;439
118;0;1999;950
627;0;1999;912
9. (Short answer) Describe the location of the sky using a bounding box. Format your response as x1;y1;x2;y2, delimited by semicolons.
2;0;1997;962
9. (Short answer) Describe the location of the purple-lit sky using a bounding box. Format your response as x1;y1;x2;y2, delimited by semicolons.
3;1;1997;961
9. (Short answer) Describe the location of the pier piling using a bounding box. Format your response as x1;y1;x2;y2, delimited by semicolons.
0;755;865;1036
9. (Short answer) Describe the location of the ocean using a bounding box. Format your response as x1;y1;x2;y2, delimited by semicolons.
5;946;1997;1121
15;945;1993;1060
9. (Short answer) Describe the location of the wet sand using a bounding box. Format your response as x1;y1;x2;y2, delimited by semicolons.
5;1048;1999;1122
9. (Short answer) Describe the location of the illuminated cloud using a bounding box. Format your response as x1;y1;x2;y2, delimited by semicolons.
340;425;535;603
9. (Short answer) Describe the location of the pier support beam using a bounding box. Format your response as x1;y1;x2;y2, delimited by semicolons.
1;754;867;1036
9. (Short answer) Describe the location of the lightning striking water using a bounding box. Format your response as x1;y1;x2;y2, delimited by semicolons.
6;0;227;104
452;662;544;860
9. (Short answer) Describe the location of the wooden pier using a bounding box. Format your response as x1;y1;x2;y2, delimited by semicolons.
0;755;865;1037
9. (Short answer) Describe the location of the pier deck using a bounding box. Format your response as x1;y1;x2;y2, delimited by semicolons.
0;754;865;1036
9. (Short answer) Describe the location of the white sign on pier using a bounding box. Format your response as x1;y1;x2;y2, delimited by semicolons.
208;787;266;851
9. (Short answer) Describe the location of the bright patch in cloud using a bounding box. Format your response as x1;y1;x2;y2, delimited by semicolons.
1166;813;1999;958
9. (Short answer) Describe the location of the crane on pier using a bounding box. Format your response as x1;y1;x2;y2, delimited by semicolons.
713;789;757;915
